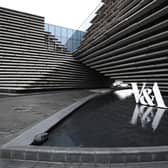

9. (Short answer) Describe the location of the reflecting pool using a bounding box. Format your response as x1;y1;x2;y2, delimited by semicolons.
42;90;168;147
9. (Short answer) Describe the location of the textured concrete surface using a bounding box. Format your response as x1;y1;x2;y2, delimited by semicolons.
0;90;92;147
1;159;168;168
2;94;97;147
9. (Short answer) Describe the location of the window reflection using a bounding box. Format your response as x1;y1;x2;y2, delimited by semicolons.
44;23;85;52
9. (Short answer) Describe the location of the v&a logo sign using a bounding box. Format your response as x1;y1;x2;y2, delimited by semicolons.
131;83;167;109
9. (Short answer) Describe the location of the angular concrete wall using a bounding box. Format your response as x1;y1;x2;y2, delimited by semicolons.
74;0;168;93
0;7;110;92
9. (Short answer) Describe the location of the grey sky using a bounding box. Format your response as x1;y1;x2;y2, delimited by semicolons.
0;0;102;30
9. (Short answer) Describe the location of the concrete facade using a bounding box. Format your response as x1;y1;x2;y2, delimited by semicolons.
74;0;168;93
0;7;110;92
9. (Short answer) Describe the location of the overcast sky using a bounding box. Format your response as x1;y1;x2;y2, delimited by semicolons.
0;0;102;30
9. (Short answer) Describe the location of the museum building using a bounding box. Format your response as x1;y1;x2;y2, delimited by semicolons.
0;6;110;92
0;0;168;93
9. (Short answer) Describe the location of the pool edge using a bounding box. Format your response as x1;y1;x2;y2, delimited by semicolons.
1;91;168;163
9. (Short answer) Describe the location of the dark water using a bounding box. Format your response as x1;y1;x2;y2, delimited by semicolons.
43;90;168;147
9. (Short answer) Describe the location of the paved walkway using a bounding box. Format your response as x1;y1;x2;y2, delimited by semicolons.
1;159;168;168
0;90;91;147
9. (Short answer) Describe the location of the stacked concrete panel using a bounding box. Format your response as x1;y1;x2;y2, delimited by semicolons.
74;0;168;93
0;7;109;92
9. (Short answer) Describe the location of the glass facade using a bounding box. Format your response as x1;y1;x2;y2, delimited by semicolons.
45;23;85;52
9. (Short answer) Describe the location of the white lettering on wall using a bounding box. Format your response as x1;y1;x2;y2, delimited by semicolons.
131;83;167;109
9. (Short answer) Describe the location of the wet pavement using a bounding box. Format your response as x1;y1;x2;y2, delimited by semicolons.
0;90;92;147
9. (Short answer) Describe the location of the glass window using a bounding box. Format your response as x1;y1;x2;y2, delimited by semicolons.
62;27;67;37
61;37;67;45
67;28;73;38
45;23;85;52
44;23;49;31
66;39;73;52
72;30;80;40
55;26;61;37
76;31;81;40
48;24;55;35
71;30;75;40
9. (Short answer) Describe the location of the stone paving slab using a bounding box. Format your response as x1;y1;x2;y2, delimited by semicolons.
2;93;97;148
2;145;168;164
0;90;92;147
1;159;168;168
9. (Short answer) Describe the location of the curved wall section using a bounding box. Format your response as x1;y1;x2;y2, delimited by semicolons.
0;7;109;92
74;0;168;93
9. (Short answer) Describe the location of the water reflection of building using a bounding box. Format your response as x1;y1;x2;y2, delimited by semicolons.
131;105;166;131
45;23;85;52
